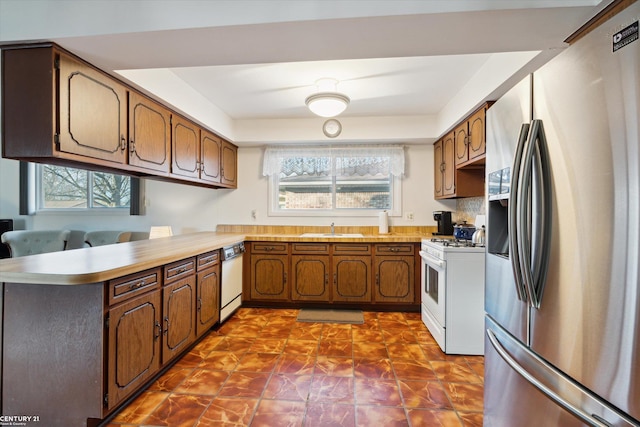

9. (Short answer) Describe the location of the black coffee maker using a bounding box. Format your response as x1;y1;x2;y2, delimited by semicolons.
433;211;453;235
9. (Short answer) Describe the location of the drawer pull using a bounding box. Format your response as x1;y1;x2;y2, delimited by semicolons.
129;280;146;290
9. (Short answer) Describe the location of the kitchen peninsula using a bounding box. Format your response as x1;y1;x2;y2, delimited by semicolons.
0;228;428;426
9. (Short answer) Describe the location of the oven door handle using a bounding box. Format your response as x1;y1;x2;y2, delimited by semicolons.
419;251;446;270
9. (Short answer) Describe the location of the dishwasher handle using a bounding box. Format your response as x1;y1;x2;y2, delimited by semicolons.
222;242;245;261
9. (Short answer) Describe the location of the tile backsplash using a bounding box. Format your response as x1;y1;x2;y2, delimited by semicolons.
455;196;486;224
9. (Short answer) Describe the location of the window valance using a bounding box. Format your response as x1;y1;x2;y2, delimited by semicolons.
262;145;405;178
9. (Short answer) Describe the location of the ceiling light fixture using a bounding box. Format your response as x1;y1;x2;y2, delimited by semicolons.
305;78;350;117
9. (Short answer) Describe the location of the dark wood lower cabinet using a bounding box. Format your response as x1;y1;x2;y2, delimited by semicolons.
291;255;330;301
374;256;415;303
332;256;372;302
162;275;197;363
245;242;418;308
196;267;220;336
107;289;161;410
250;254;289;300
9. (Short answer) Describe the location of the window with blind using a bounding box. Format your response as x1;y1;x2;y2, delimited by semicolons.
263;145;404;216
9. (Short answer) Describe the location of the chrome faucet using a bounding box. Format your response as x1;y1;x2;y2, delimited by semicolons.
330;222;335;235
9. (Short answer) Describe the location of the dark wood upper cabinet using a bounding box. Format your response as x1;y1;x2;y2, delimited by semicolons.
1;43;237;189
200;129;222;184
220;139;238;187
129;92;171;173
172;114;201;179
58;53;128;163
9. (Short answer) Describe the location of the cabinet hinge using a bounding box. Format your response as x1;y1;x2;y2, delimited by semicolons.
54;57;60;70
54;133;60;150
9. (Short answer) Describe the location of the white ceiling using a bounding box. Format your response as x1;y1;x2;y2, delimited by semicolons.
0;0;607;144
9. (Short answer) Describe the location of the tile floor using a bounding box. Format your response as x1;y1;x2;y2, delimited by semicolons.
106;308;484;427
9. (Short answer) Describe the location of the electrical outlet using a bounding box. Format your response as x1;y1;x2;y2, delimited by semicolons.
405;212;414;221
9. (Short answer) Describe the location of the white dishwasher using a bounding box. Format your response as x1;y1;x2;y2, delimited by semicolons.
220;242;245;322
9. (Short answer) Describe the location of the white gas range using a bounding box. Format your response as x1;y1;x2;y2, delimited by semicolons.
419;238;485;355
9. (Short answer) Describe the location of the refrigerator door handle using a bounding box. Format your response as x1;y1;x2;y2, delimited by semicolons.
486;328;611;427
509;123;530;301
528;120;553;308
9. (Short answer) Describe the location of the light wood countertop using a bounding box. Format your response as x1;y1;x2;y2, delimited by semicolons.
0;232;245;285
0;229;432;285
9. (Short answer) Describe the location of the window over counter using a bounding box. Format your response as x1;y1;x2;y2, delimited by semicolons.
19;162;143;215
263;145;404;217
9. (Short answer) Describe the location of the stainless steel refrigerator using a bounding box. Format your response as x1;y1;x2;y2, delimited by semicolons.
484;3;640;426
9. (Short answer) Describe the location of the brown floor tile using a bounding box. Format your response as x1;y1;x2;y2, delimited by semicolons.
386;342;428;362
196;397;258;426
315;355;354;376
289;323;323;340
321;324;353;340
444;382;484;412
235;352;280;373
459;411;484;427
397;379;453;410
259;324;293;339
147;366;192;392
352;341;388;358
392;358;438;381
251;399;306;427
218;371;270;398
109;309;484;426
213;337;256;355
355;405;409;427
201;350;240;371
111;390;169;424
354;377;403;406
308;375;355;404
173;368;229;395
430;360;483;384
352;328;385;342
318;339;353;357
353;357;395;379
143;393;212;427
263;373;312;401
381;328;418;344
248;337;287;353
406;408;464;426
275;353;316;375
305;403;356;427
283;339;319;356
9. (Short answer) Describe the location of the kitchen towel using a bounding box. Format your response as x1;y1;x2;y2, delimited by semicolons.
378;211;389;234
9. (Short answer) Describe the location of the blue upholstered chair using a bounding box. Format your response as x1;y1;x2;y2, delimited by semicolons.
83;230;129;247
0;229;70;257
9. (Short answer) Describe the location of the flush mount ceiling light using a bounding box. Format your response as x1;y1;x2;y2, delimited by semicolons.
305;78;350;118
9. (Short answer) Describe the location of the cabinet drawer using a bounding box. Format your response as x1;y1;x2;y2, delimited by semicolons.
197;250;220;271
376;244;415;255
164;257;196;284
333;244;371;255
108;267;161;306
251;242;288;254
291;243;330;254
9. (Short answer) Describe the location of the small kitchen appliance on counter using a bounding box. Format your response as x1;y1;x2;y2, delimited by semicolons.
432;211;453;235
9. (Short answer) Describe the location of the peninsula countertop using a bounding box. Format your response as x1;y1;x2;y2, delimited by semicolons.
0;229;432;285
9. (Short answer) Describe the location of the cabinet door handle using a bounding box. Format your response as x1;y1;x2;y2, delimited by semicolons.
333;273;337;285
129;139;135;153
154;321;161;340
120;135;126;151
163;317;169;335
283;272;287;284
376;274;380;286
325;273;329;285
197;297;202;311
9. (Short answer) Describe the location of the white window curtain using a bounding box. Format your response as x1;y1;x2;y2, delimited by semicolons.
262;145;405;177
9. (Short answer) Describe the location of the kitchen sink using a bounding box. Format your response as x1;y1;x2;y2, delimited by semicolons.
300;233;364;238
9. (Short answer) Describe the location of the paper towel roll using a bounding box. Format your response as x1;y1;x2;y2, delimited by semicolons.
378;211;389;234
